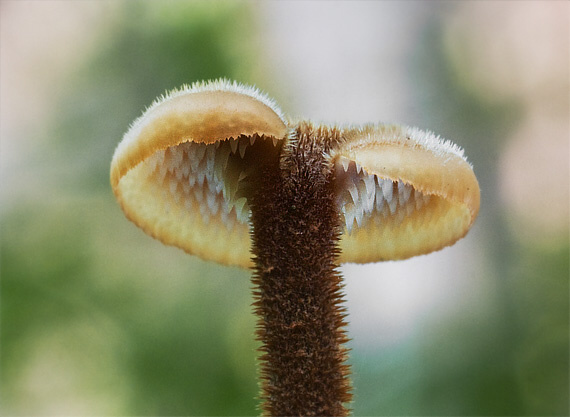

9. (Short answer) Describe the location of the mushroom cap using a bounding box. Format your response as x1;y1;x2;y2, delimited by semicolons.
333;124;480;263
112;80;480;269
111;80;288;267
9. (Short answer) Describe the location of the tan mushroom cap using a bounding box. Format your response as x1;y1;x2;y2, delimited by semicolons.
112;80;479;269
111;80;288;268
334;124;480;263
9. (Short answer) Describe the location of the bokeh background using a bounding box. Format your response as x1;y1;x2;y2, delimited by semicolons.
1;1;568;415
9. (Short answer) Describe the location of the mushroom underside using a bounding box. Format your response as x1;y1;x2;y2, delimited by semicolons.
114;137;472;267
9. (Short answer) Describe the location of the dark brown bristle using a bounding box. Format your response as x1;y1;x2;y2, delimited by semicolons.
249;123;352;416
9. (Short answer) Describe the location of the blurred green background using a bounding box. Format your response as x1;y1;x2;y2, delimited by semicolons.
1;1;568;415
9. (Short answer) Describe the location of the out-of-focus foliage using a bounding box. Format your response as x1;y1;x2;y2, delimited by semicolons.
1;1;568;416
1;199;257;415
2;2;259;415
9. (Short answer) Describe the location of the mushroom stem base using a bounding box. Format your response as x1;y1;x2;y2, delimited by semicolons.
249;126;351;416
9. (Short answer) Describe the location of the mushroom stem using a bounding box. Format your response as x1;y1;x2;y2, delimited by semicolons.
249;125;352;416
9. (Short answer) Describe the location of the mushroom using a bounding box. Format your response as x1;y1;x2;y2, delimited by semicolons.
111;79;480;416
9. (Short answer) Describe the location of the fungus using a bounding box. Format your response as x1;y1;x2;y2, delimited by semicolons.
111;79;480;416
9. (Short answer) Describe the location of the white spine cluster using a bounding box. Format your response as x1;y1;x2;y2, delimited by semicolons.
336;156;430;233
143;135;277;230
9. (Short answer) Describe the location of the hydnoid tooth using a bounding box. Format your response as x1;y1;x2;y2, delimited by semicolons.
375;182;385;211
398;181;412;206
355;162;362;174
381;178;393;201
155;149;166;167
233;197;249;223
363;174;376;198
170;146;183;171
194;143;207;163
340;157;349;171
184;196;192;211
224;210;235;232
239;139;248;158
206;191;219;215
188;174;196;188
181;160;190;178
182;179;191;194
354;206;364;227
347;182;359;205
196;169;205;187
343;203;356;234
207;178;217;194
230;137;238;154
213;151;225;181
193;186;204;203
218;143;232;170
188;147;201;171
358;180;373;213
388;196;398;215
174;165;184;181
199;203;210;225
206;145;216;173
223;172;238;202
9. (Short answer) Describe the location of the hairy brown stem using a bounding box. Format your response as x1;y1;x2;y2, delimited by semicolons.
249;125;352;416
